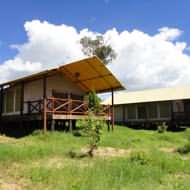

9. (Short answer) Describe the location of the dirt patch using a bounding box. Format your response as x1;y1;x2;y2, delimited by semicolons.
0;182;23;190
159;147;176;153
81;147;131;157
0;177;25;190
0;135;16;143
46;157;65;168
172;173;190;179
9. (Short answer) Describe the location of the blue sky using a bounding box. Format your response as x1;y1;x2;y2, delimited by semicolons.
0;0;190;63
1;0;190;90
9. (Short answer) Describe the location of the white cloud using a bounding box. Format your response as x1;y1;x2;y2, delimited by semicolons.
155;27;182;41
104;27;190;90
1;20;190;91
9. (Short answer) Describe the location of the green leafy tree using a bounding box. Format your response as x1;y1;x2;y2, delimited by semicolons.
85;90;101;113
81;111;105;157
71;91;105;158
80;35;116;64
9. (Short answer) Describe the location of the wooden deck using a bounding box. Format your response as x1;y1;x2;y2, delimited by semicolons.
26;97;111;117
52;114;111;120
24;97;112;132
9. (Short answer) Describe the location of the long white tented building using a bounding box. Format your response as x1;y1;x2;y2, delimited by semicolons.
103;86;190;127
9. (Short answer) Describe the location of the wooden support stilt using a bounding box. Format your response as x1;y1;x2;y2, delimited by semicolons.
43;98;47;133
68;93;73;132
107;120;110;132
111;88;114;131
122;104;125;125
51;119;55;131
20;82;24;116
43;76;47;133
69;119;72;132
0;86;3;121
0;85;3;131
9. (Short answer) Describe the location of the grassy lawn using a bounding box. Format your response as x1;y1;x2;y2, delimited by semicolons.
0;126;190;190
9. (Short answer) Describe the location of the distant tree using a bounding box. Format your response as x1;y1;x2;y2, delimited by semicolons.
80;35;116;64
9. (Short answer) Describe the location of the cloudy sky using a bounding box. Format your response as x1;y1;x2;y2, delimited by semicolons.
1;0;190;90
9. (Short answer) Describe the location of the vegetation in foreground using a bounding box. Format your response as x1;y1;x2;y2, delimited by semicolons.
0;126;190;190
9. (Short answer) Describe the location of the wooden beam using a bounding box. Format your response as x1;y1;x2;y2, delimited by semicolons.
0;86;3;120
111;88;114;131
20;82;24;116
68;93;73;132
43;76;47;98
43;76;47;133
122;104;125;125
51;119;55;131
43;98;47;133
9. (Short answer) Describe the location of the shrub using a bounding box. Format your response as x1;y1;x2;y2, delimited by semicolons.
71;90;106;158
157;122;168;133
31;130;43;136
82;111;106;157
84;90;101;113
129;151;150;165
176;143;190;154
176;135;190;154
72;130;82;137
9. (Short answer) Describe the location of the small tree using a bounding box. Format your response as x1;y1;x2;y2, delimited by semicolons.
80;35;116;65
85;90;101;113
82;111;105;157
70;91;105;158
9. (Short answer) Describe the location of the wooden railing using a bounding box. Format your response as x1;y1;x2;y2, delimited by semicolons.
172;112;190;122
25;97;111;117
27;100;43;114
46;97;89;115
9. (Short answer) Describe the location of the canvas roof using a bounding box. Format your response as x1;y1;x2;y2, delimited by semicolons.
1;56;125;93
103;86;190;105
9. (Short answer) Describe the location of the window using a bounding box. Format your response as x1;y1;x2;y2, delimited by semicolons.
114;106;123;122
127;104;136;119
6;90;14;113
3;86;21;113
159;102;171;118
15;87;21;112
137;104;147;119
147;103;157;118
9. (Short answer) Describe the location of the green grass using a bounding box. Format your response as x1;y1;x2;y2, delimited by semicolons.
0;126;190;190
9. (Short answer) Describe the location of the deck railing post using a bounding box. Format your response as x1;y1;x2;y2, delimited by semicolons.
68;93;72;132
28;101;31;114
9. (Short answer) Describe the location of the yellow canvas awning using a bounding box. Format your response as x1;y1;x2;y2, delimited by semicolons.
60;56;124;93
1;56;125;93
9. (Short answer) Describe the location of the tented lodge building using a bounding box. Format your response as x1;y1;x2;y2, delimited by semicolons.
103;86;190;127
0;56;124;136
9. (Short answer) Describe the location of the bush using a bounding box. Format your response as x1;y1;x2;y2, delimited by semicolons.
72;130;82;137
31;130;43;136
176;143;190;154
71;90;106;158
84;90;101;113
157;122;168;133
129;151;150;165
176;135;190;154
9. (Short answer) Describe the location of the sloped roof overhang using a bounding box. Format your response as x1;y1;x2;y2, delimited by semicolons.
0;56;125;93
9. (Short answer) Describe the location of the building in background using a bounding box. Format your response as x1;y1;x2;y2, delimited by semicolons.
103;86;190;127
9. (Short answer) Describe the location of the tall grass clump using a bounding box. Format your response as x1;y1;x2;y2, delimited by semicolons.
176;134;190;154
157;122;168;133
